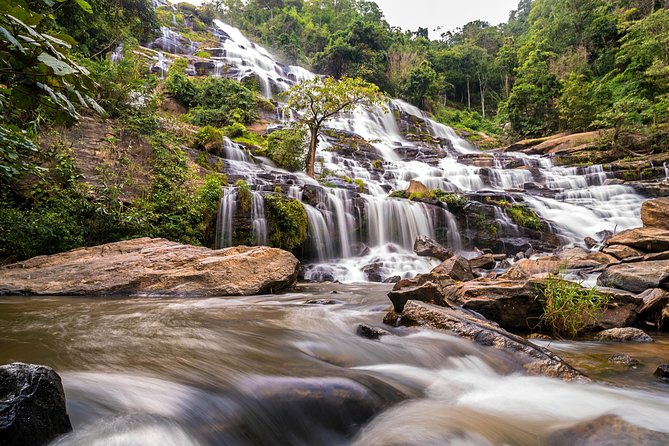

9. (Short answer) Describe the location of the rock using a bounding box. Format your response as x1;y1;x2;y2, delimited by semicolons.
384;301;588;381
406;180;429;195
441;278;545;331
0;363;72;446
608;354;640;367
501;256;562;280
413;236;453;261
597;259;669;293
431;255;475;282
544;415;669;446
654;364;669;382
305;299;344;305
556;247;617;269
356;324;390;340
362;263;385;283
605;227;669;253
0;238;300;297
594;289;641;330
602;244;644;260
641;197;669;230
595;327;653;343
383;276;401;284
637;288;669;318
584;237;598;249
469;253;496;269
528;333;552;340
388;281;443;313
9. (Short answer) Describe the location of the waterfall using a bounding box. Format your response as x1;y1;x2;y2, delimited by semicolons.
215;187;237;249
251;192;268;246
192;18;646;282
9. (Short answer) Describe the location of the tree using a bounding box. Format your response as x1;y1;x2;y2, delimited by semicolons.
403;60;438;109
286;77;385;177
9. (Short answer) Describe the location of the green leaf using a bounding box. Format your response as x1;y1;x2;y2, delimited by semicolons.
73;0;93;14
37;52;76;75
0;25;25;53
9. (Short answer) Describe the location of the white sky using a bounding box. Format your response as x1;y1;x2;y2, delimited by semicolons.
372;0;521;38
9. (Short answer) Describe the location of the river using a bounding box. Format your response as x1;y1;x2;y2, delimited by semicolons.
2;284;669;445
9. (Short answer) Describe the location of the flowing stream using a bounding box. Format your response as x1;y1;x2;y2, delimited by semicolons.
2;286;669;445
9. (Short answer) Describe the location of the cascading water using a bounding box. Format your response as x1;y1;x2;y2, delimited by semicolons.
251;191;268;246
187;19;646;281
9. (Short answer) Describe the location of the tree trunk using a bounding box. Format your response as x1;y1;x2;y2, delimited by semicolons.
466;76;471;110
306;126;319;178
478;73;486;118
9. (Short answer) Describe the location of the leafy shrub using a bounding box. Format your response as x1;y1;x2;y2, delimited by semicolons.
194;126;225;151
264;193;308;250
165;73;199;107
223;122;249;139
236;179;252;213
439;192;468;213
267;127;307;171
194;77;258;124
537;273;610;338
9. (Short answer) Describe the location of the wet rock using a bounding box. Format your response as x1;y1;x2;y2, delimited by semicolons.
469;253;496;269
356;324;390;340
608;354;640;367
544;415;669;445
641;197;669;230
413;236;453;261
0;363;72;446
603;244;644;260
383;276;401;284
388;281;443;313
595;289;641;330
584;237;598;249
441;278;545;331
501;256;562;280
362;263;385;283
0;238;300;297
637;288;669;319
528;333;552;340
595;327;653;343
384;301;588;381
597;259;669;293
305;299;344;305
654;364;669;382
432;255;475;282
605;227;669;253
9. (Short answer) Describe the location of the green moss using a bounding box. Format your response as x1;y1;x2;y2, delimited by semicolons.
439;192;468;213
354;178;365;192
371;159;383;169
506;205;543;231
389;190;407;199
264;193;308;251
236;179;252;214
194;50;211;58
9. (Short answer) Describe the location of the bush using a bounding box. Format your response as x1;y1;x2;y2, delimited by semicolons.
266;127;307;171
506;205;543;230
194;77;258;124
537;273;610;338
264;193;308;250
194;125;225;152
165;73;198;107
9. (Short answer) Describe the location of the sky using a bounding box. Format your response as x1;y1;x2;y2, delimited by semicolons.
372;0;521;39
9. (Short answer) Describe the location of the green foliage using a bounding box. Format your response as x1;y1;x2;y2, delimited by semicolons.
404;60;438;109
165;73;199;108
0;125;41;185
537;273;610;338
557;73;600;131
236;179;252;214
266;127;307;171
389;190;407;198
264;193;308;251
438;192;468;213
506;204;543;230
194;126;225;152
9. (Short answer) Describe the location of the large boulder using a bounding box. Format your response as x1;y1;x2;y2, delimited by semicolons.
605;227;669;253
384;301;588;381
595;327;653;343
556;247;617;269
545;415;669;446
0;363;72;445
0;238;300;296
602;244;644;261
413;236;453;261
597;259;669;293
641;197;669;230
431;255;476;282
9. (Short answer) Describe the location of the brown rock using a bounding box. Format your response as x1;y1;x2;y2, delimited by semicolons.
556;247;617;269
545;415;669;446
584;237;598;249
431;255;475;282
597;260;669;293
637;288;669;316
0;238;300;296
441;278;545;331
641;197;669;230
603;244;644;260
384;301;588;381
501;256;563;280
387;281;443;313
469;253;496;269
413;236;453;261
594;327;653;343
605;227;669;253
406;179;429;195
